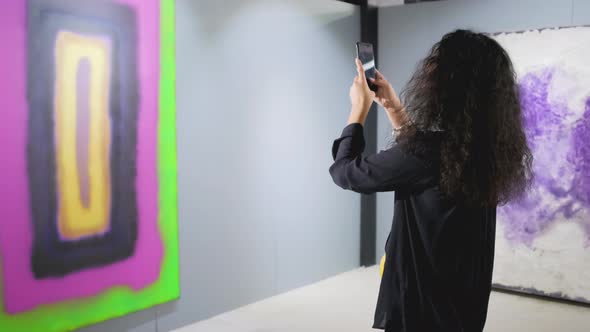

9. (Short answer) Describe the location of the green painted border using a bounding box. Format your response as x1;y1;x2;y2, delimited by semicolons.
0;0;179;331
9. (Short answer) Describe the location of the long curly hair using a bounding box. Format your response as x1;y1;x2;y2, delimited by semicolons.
398;29;533;206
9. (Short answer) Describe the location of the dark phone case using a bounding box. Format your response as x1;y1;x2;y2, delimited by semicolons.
367;80;378;92
356;42;378;92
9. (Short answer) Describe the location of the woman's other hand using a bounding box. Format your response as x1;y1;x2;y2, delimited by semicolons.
371;70;410;130
370;70;403;113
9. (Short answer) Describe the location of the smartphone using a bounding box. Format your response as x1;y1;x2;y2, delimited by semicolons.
356;42;377;91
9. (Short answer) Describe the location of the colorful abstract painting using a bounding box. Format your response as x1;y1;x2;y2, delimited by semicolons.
0;0;178;331
493;27;590;303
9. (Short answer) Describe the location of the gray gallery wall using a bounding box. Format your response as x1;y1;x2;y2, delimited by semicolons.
375;0;590;261
80;1;360;331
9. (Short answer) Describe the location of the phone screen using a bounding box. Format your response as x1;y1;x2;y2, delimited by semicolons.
356;42;377;90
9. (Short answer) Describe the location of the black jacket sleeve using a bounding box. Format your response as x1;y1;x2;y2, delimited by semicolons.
329;123;433;194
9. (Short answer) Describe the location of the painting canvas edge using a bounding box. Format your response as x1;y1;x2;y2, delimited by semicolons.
158;0;180;302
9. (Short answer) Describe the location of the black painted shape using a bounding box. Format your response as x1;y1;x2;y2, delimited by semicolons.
27;0;139;279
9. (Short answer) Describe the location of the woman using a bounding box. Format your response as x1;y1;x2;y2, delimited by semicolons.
329;30;533;332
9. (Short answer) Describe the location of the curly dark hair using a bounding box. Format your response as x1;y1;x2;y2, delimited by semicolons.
398;29;533;206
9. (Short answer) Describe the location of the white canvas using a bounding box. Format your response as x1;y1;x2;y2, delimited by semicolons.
492;26;590;303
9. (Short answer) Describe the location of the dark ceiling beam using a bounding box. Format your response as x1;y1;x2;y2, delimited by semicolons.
336;0;364;5
405;0;445;3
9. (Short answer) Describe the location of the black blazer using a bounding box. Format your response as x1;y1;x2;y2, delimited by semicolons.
330;123;496;332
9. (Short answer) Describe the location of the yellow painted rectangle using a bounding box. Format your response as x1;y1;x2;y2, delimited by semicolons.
54;31;112;240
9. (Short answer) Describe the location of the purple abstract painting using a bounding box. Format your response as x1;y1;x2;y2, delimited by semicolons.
493;27;590;303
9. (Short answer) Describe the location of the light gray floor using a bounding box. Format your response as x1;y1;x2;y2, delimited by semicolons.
173;266;590;332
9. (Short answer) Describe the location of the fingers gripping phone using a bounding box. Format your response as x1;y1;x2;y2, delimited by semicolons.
356;42;377;92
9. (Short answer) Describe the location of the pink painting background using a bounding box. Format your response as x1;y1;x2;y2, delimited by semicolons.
0;0;163;314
